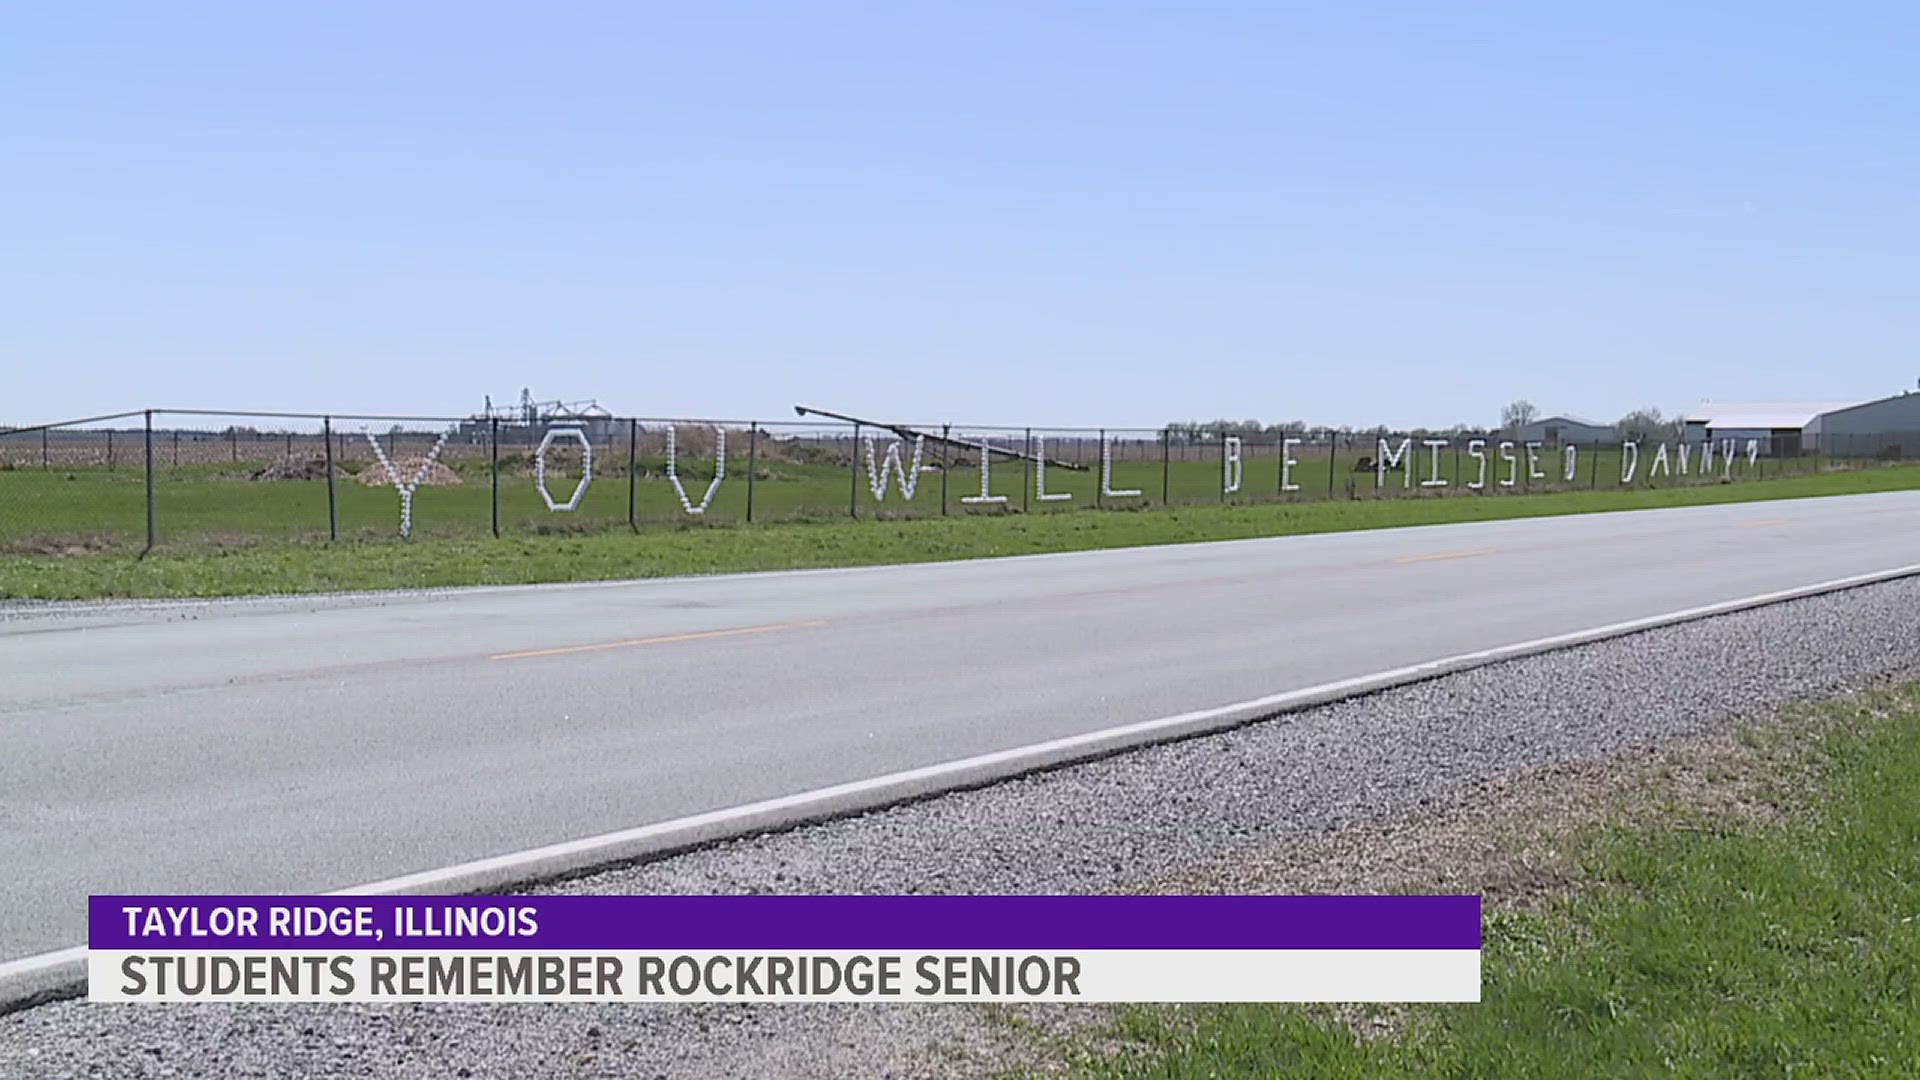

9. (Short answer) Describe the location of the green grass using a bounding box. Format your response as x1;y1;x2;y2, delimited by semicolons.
1;463;1915;600
0;441;1852;547
1064;683;1920;1078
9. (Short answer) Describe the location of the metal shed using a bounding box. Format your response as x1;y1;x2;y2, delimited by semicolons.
1513;415;1613;446
1808;392;1920;458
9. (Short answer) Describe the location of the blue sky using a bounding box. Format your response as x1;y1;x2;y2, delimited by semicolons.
5;2;1916;428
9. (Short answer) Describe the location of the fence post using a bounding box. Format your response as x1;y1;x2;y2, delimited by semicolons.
940;425;951;515
1161;428;1171;505
849;422;860;518
489;417;500;539
230;428;237;462
746;422;759;523
627;418;639;531
324;416;338;541
1590;442;1599;488
1219;432;1228;503
143;410;155;553
41;428;48;470
1023;428;1032;513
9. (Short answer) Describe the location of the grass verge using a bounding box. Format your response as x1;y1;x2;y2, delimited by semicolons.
1063;682;1920;1078
2;466;1915;600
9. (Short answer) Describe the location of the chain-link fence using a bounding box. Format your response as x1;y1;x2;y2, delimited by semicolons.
0;408;1910;554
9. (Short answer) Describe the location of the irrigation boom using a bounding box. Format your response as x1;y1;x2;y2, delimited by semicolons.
792;405;1088;470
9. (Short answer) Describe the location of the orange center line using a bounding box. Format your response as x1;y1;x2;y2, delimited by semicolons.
1393;549;1497;564
490;620;829;660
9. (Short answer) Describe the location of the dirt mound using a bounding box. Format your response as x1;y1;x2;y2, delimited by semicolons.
251;455;339;481
6;534;121;557
355;459;463;487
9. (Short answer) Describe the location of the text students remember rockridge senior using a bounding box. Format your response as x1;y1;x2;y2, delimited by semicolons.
112;953;1087;1000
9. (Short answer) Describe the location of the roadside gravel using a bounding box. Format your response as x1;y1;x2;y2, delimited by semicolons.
5;577;1919;1078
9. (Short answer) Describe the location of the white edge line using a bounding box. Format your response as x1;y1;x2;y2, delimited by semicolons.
7;560;1920;1011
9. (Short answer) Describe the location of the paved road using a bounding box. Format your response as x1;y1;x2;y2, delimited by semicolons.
5;491;1919;959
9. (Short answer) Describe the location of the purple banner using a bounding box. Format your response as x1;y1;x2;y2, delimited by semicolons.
92;895;1480;951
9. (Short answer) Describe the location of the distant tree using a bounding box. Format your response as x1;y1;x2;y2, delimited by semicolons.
1616;407;1679;442
1209;419;1264;436
1164;418;1304;441
1500;400;1540;433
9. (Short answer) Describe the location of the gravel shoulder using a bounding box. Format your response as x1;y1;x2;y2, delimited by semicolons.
6;578;1919;1078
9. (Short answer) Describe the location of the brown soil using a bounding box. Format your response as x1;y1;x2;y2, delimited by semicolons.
1139;717;1824;907
5;535;123;557
250;456;341;481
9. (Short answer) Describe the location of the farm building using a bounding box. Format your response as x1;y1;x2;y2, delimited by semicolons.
1680;401;1860;456
458;390;620;442
1806;391;1920;458
1512;415;1613;446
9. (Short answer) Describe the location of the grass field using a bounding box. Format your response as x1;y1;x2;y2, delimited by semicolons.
1065;682;1920;1077
0;463;1913;600
0;437;1866;551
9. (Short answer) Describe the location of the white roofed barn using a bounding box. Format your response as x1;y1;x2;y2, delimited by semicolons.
1680;402;1859;456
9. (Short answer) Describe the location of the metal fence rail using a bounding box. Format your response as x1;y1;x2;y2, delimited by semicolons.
1;407;1912;554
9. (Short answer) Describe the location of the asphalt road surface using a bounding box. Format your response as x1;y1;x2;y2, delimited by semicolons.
5;490;1918;961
